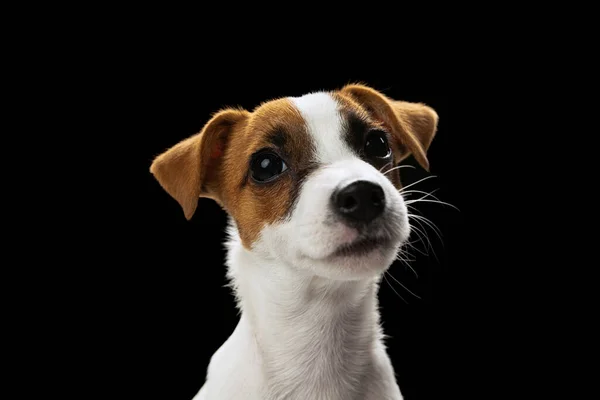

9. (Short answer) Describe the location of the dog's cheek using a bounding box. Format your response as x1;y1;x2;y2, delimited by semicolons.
231;178;297;249
250;222;289;259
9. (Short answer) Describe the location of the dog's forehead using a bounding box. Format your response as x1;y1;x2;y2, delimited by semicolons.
287;92;354;163
242;98;314;165
248;97;305;134
244;92;368;164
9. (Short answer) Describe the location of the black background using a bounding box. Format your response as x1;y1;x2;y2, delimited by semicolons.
111;59;494;400
10;11;570;400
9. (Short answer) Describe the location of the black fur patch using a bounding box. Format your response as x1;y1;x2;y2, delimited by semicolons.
341;111;403;188
342;112;370;156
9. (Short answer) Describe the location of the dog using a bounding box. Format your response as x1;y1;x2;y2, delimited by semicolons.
150;84;439;400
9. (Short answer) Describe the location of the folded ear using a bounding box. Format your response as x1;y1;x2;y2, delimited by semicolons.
340;84;439;171
150;108;249;220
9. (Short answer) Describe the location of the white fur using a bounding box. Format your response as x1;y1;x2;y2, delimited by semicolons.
290;92;353;164
194;92;408;400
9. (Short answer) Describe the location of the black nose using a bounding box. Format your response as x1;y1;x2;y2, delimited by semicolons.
332;180;385;225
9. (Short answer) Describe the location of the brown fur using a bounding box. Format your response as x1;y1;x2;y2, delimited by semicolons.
219;99;313;247
150;99;312;248
332;91;403;189
150;84;438;248
149;108;250;219
339;84;439;172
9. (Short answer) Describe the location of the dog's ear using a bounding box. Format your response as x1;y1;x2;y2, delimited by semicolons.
340;84;439;171
150;108;249;220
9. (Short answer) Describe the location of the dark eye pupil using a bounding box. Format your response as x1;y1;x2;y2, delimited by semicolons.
364;130;390;158
251;152;286;182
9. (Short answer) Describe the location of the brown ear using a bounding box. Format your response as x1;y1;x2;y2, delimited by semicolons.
149;108;249;220
340;84;439;171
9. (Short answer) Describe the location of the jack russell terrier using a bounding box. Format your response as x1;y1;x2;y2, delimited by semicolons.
150;84;439;400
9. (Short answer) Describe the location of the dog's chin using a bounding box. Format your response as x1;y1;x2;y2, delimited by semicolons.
300;236;404;281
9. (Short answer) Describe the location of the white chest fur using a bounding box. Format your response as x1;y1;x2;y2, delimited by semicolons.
194;229;403;400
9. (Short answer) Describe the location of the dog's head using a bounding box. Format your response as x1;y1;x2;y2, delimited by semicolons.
151;84;438;280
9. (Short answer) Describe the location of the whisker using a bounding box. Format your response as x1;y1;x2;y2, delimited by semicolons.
408;219;433;253
400;188;441;202
409;213;444;241
379;163;390;173
396;248;419;278
383;273;407;304
408;215;439;262
411;217;444;254
399;175;437;192
403;223;430;256
407;202;442;239
405;198;460;211
386;270;421;299
395;249;416;264
404;238;429;257
405;263;419;279
382;164;416;175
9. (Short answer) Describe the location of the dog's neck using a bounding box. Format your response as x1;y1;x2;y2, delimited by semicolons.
225;226;384;399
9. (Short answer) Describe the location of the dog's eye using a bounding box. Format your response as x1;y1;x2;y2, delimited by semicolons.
250;151;288;183
364;130;391;159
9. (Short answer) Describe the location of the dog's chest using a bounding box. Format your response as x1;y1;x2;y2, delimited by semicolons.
254;294;390;400
262;328;402;400
199;289;403;400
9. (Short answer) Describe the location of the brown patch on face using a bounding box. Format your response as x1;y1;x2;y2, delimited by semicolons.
151;99;317;248
218;98;316;248
332;92;404;189
338;84;439;174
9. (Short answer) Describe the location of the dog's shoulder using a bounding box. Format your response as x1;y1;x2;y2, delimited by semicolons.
200;318;265;400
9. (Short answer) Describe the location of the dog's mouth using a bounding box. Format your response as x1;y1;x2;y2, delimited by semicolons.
330;236;391;258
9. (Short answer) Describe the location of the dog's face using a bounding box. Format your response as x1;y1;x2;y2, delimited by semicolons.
151;84;438;280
